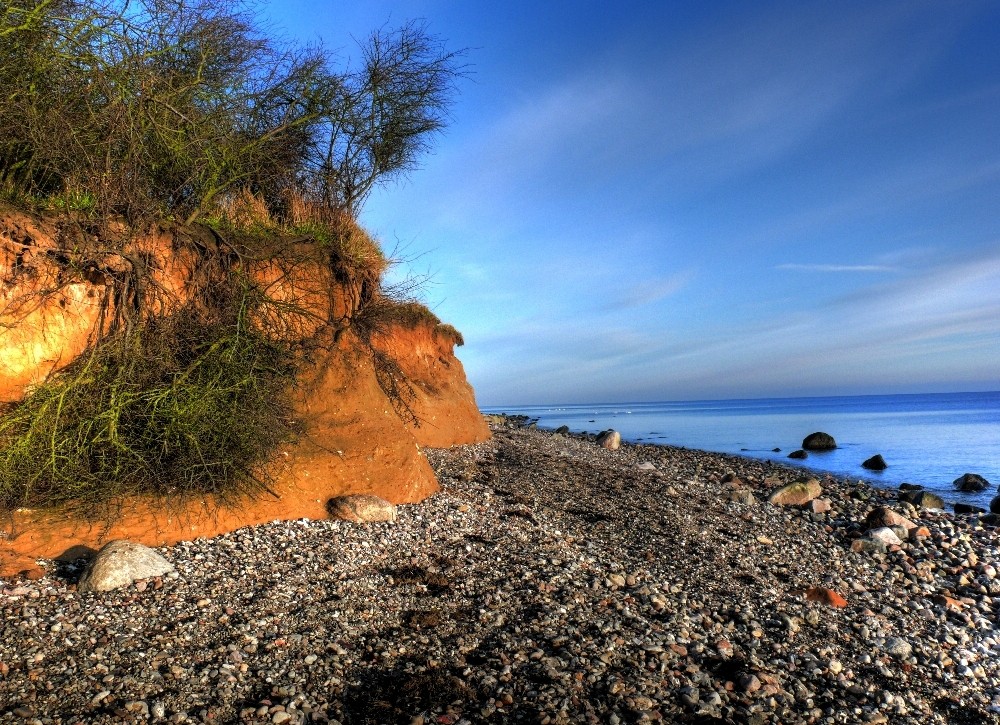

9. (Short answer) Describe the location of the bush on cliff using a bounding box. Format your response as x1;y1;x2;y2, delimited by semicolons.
0;0;465;223
0;278;295;516
0;0;466;515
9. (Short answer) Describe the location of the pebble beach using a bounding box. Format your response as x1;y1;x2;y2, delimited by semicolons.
2;417;1000;724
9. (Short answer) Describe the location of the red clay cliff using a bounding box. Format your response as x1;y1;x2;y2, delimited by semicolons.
0;208;490;577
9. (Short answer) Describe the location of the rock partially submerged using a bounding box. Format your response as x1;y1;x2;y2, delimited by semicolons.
77;540;174;593
802;432;836;451
862;454;887;471
326;494;397;523
954;472;990;492
898;489;945;509
787;449;808;460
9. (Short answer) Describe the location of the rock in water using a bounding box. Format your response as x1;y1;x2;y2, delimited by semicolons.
596;430;621;450
898;489;944;509
787;449;808;460
768;479;822;506
955;502;986;515
862;454;887;471
802;432;836;451
327;494;397;523
953;473;990;492
990;496;1000;515
554;425;570;435
78;540;174;593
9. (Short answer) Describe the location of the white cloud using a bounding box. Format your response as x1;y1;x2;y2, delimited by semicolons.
777;263;895;273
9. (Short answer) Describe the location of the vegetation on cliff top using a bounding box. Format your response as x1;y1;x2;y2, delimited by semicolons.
0;0;466;515
0;0;464;223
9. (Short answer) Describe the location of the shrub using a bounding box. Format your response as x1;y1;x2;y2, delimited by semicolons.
0;279;295;517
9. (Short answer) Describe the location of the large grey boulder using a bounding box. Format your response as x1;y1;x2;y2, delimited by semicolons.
802;432;836;451
327;494;397;523
78;540;174;593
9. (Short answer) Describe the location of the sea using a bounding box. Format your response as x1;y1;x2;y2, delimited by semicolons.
484;391;1000;509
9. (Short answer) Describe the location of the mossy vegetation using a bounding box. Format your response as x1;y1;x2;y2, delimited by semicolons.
0;0;468;516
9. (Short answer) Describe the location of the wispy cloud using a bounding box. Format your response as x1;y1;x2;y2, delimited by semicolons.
610;271;694;310
777;263;895;273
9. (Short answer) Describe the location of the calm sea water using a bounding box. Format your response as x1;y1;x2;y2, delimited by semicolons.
485;392;1000;509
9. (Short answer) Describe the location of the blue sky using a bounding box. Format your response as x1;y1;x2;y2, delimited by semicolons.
266;1;1000;406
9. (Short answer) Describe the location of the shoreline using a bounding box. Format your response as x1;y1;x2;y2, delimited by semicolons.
1;418;1000;722
505;409;998;513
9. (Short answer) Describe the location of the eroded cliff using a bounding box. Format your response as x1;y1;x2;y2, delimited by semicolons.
0;208;489;576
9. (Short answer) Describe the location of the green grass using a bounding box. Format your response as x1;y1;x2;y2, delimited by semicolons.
0;286;295;517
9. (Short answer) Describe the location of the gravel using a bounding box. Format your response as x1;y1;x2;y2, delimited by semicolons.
2;417;1000;723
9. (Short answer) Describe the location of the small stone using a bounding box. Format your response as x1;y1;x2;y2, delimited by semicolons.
806;498;831;514
326;495;397;523
597;430;621;450
272;713;292;724
803;587;847;608
77;541;175;593
726;489;757;505
738;674;761;693
884;637;912;659
850;537;888;554
866;527;902;546
678;687;699;707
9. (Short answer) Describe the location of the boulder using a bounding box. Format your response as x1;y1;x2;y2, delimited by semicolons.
805;498;831;514
787;449;808;460
898;482;922;491
327;494;397;523
954;473;990;492
864;506;916;532
898;489;944;509
850;537;888;554
990;496;1000;515
77;540;174;593
955;503;986;515
768;479;822;506
861;454;887;471
554;425;570;435
596;430;621;450
802;432;836;451
867;527;902;547
980;513;1000;527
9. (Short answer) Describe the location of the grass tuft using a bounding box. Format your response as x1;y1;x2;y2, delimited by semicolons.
0;282;294;517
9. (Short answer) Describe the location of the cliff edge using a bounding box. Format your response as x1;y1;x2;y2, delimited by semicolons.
0;208;489;576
